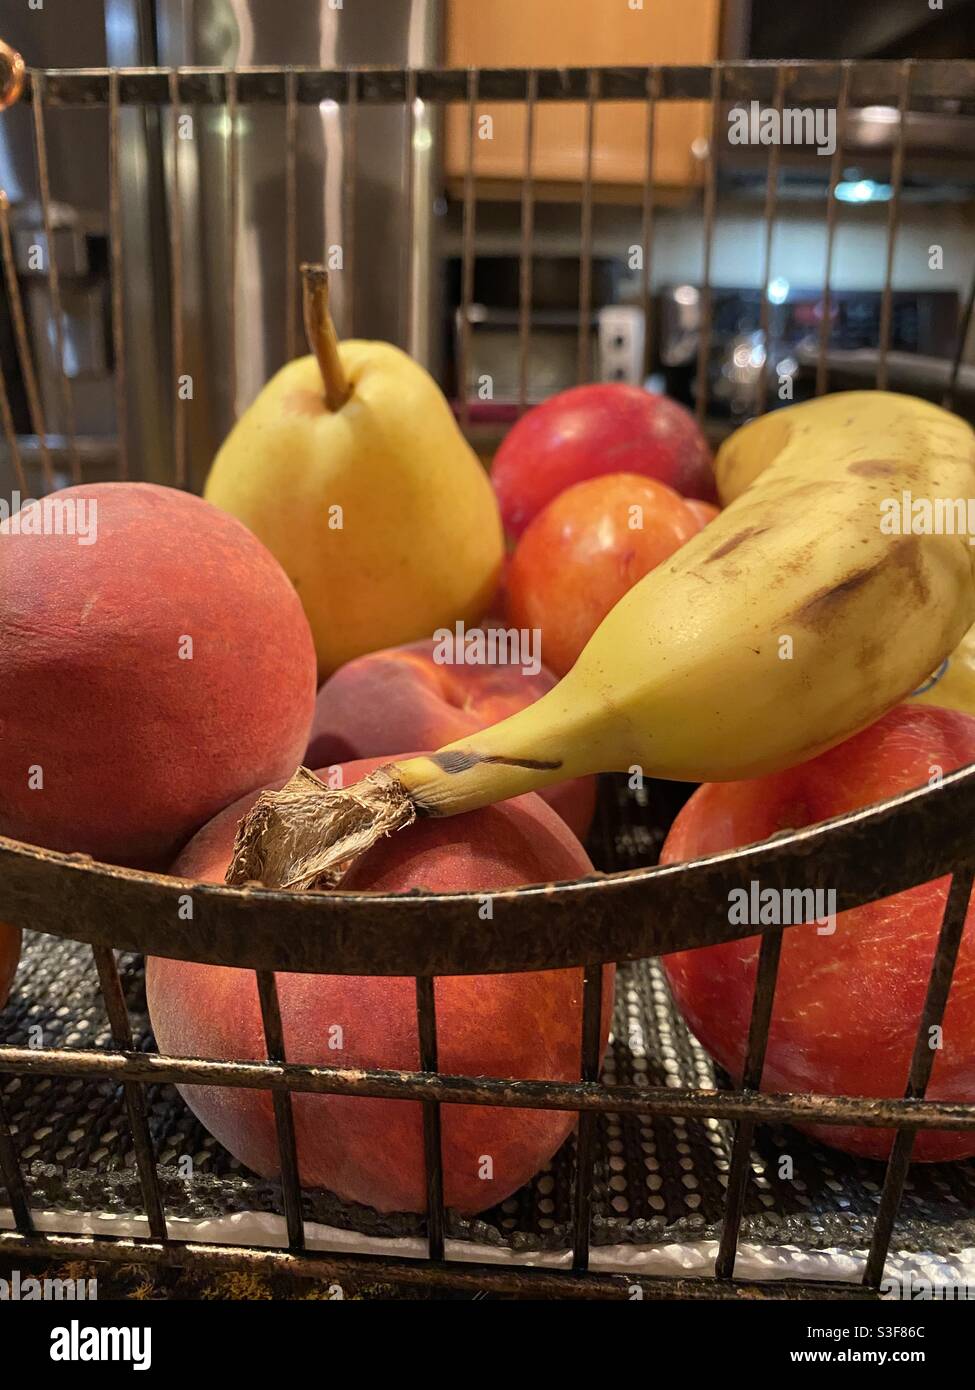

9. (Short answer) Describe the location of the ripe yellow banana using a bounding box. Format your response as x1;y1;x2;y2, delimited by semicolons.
229;391;975;889
909;620;975;718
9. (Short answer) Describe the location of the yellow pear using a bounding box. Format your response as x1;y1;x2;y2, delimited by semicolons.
204;265;503;677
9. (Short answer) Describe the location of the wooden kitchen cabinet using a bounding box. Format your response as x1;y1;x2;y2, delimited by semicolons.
444;0;721;190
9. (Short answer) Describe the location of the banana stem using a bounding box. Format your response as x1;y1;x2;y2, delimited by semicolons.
301;262;350;411
391;678;621;818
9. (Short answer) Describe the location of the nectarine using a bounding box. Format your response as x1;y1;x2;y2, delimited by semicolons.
507;473;700;677
147;755;614;1214
0;484;317;869
685;499;720;531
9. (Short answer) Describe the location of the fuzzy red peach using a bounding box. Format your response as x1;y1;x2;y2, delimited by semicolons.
306;638;596;839
0;483;317;869
147;754;614;1214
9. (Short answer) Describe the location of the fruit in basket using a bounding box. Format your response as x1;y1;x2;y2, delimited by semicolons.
685;499;720;531
0;483;316;869
204;265;503;678
658;703;975;1162
0;924;20;1011
491;383;716;540
507;473;699;677
305;636;596;839
222;391;975;892
909;619;975;719
146;754;613;1214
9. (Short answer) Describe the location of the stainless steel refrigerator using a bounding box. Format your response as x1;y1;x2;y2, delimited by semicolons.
0;0;440;492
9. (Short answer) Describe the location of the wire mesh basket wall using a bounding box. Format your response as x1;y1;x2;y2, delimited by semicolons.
1;54;975;1300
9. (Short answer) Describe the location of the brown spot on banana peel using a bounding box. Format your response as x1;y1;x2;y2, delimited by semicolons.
428;750;563;775
705;525;770;562
847;459;898;478
410;753;565;818
794;538;928;631
856;637;886;671
794;560;886;630
885;534;931;608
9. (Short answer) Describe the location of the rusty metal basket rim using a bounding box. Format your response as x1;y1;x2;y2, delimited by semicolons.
16;57;975;111
1;757;973;976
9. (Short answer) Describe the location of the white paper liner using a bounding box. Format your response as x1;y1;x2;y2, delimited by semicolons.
3;1203;973;1294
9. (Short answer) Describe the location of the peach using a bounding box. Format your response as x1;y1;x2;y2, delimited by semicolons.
147;754;614;1214
306;637;597;840
0;483;317;869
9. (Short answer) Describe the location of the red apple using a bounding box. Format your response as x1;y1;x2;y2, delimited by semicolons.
305;637;596;840
492;383;716;540
507;473;700;677
147;754;614;1214
0;924;19;1011
659;704;975;1162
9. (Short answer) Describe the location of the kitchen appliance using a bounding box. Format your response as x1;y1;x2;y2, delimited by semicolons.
743;0;975;62
721;0;975;191
659;283;962;418
447;254;634;412
0;0;440;493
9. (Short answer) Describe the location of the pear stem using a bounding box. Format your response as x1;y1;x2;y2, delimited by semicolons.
301;262;350;411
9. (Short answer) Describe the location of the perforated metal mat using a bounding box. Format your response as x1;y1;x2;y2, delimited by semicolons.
1;777;973;1256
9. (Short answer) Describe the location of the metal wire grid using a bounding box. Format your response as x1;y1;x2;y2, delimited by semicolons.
3;754;975;1295
0;59;973;1298
3;59;975;476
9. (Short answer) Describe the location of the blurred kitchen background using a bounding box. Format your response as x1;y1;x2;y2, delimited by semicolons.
0;0;974;491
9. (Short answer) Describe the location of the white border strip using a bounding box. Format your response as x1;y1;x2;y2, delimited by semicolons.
3;1205;974;1290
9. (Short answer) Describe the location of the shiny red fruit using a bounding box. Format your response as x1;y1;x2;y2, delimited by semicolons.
660;704;975;1162
492;384;716;540
507;472;700;677
685;499;720;531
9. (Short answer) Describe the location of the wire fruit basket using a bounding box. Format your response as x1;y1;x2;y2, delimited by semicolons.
1;49;975;1300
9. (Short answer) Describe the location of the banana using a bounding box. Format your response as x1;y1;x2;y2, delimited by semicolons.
228;391;975;889
392;391;975;811
909;619;975;718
